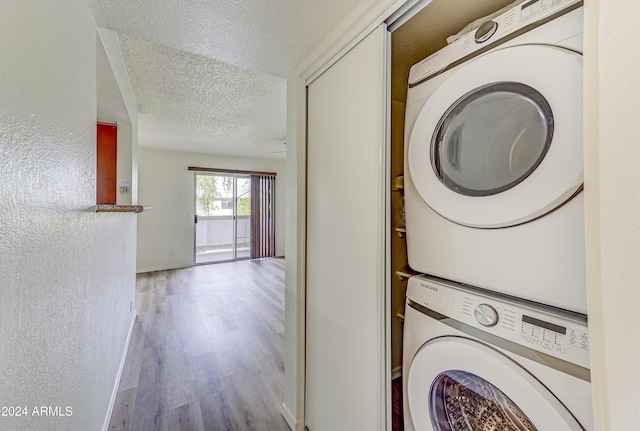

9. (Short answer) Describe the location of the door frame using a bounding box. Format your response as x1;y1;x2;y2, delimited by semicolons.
303;24;390;431
286;1;427;430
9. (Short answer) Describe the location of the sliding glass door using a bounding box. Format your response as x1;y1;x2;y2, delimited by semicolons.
194;173;251;264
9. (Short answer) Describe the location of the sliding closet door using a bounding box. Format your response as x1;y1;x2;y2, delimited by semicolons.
306;25;388;431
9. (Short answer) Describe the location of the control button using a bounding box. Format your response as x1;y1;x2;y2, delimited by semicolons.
554;345;566;353
530;1;541;15
474;304;499;327
530;338;540;345
542;341;553;350
521;333;530;341
474;20;498;44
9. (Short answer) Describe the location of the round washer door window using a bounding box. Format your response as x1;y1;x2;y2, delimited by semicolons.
430;370;537;431
408;44;583;228
407;337;584;431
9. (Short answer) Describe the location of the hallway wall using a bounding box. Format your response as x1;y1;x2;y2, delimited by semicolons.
136;147;286;272
0;2;137;430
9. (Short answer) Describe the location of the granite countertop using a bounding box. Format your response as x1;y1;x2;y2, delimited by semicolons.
95;204;149;213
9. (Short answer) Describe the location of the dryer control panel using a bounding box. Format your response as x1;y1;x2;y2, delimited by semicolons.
408;0;582;85
407;275;590;369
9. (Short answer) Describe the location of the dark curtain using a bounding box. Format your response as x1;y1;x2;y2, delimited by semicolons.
250;175;276;259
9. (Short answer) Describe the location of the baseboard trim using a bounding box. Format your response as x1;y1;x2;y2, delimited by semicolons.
136;263;191;273
281;402;296;431
102;312;136;431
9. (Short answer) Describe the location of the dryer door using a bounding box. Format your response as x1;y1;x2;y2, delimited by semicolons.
407;336;584;431
407;44;582;228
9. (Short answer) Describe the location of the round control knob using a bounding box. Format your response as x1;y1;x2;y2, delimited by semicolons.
474;304;499;327
474;20;498;44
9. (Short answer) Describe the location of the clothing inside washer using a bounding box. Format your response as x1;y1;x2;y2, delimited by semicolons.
430;370;537;431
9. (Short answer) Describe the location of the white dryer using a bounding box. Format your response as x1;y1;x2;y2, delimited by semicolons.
404;0;586;313
403;275;593;431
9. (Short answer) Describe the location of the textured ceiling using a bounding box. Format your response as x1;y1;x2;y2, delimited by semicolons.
119;35;287;158
91;0;516;159
90;0;371;159
91;0;369;78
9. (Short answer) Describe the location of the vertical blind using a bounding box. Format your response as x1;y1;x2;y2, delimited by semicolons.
250;174;276;259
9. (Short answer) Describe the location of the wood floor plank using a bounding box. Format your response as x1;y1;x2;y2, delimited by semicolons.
213;338;249;378
107;387;137;431
129;344;167;431
136;272;152;293
141;300;168;348
166;401;206;431
193;352;237;431
165;271;180;296
165;329;197;410
224;371;273;431
117;317;146;392
135;290;150;313
148;272;167;305
109;258;288;431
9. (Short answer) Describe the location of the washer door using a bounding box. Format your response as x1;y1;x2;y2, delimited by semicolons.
408;44;582;228
407;337;583;431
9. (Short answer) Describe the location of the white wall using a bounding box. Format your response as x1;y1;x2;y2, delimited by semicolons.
136;148;286;272
584;0;640;429
0;2;137;431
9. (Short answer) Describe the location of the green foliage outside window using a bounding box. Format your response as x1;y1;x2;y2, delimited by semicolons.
237;197;251;215
197;175;251;216
197;175;219;215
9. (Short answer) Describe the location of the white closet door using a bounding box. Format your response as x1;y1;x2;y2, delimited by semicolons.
306;25;388;431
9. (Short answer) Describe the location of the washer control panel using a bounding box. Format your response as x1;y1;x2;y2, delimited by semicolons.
474;304;499;327
474;20;498;43
408;0;582;85
407;275;590;369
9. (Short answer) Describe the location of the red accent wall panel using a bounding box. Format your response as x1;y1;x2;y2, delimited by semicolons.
97;123;117;204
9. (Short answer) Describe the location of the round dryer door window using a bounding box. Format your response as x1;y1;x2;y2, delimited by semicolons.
408;44;583;228
433;82;553;197
407;337;584;431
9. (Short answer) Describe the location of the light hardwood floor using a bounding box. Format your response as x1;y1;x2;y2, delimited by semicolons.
108;258;289;431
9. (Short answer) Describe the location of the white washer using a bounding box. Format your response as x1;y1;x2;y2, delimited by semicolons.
403;275;593;431
404;0;586;313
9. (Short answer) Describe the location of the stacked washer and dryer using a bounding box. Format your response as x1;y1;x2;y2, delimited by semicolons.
401;0;592;430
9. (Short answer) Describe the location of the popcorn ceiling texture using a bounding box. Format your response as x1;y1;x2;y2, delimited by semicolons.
0;1;136;430
90;0;372;158
119;35;287;159
90;0;369;78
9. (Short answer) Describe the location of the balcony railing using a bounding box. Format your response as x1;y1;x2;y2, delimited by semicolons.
195;215;250;263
